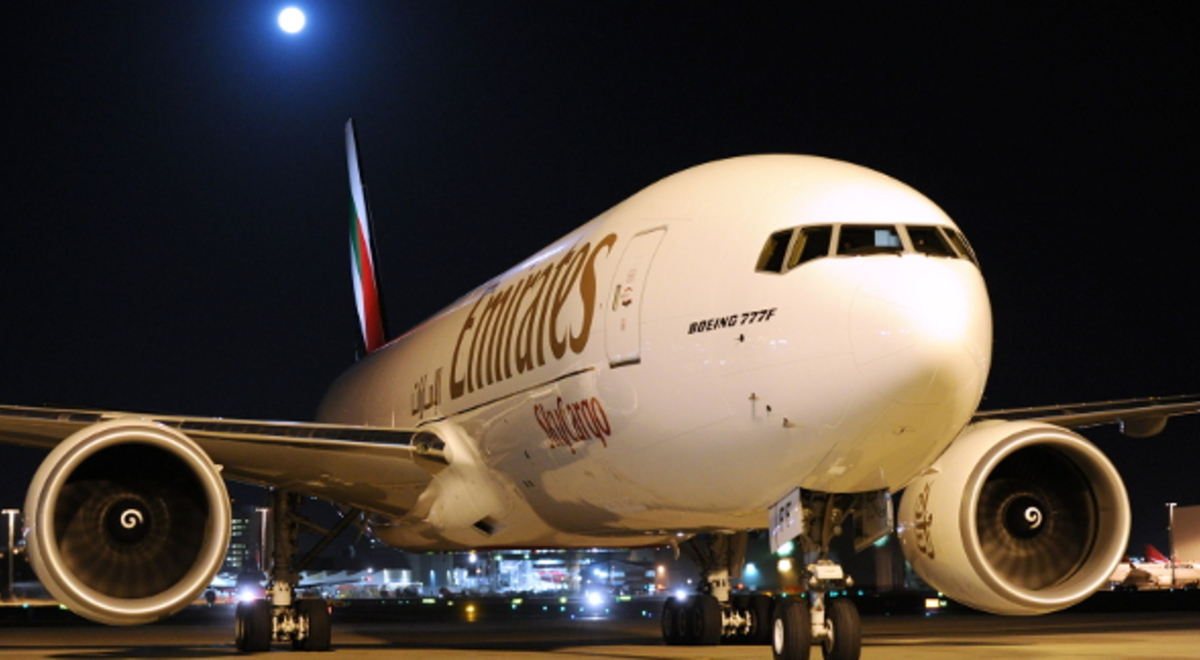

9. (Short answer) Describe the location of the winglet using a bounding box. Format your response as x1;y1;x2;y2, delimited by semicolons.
345;119;388;355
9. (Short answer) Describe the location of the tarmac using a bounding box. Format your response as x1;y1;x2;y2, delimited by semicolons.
1;596;1198;659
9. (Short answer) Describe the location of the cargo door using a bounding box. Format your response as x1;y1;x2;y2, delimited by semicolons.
605;227;666;367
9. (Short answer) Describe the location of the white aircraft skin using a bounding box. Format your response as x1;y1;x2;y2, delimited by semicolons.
317;154;992;551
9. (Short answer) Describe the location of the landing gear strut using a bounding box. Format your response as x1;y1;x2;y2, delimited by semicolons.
234;490;360;653
662;491;880;660
661;532;772;647
772;491;866;660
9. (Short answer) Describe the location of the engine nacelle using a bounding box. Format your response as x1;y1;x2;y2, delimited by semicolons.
24;419;231;625
897;420;1129;615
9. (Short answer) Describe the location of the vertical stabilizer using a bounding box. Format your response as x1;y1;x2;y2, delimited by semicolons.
345;119;388;355
1145;544;1170;564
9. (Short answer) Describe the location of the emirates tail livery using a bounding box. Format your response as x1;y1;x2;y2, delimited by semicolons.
3;120;1199;658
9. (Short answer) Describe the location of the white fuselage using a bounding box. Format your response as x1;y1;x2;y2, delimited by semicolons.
1110;561;1200;589
317;155;993;550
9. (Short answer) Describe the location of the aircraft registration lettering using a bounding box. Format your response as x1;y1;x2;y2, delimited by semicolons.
533;396;612;453
449;234;618;400
687;307;777;334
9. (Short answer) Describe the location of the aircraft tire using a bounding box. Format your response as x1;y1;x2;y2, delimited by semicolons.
235;599;272;652
771;598;811;660
661;597;684;645
294;599;332;652
748;594;774;645
690;594;721;645
821;598;861;660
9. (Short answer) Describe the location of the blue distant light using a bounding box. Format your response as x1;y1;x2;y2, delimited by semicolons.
278;7;306;34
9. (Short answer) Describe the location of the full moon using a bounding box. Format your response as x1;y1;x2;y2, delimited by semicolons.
278;7;306;34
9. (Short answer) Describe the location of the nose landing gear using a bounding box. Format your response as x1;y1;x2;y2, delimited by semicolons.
663;491;879;660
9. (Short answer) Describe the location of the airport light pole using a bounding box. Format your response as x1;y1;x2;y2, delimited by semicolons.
1167;502;1177;589
256;507;270;574
3;509;19;602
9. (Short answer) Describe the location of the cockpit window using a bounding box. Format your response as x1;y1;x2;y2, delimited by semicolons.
944;228;980;266
755;223;978;274
787;225;832;268
837;225;902;256
908;226;956;258
756;229;794;273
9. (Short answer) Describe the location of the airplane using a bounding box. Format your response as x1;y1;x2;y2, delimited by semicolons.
3;119;1200;659
1109;544;1200;591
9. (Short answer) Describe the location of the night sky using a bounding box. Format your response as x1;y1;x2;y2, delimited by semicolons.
4;3;1198;555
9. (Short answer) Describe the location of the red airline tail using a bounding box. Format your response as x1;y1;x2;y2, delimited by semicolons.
1145;544;1170;564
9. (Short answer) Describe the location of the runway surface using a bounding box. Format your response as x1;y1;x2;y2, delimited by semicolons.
2;601;1199;659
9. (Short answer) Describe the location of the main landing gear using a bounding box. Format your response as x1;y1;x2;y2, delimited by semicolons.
663;492;875;660
235;490;361;653
661;532;773;646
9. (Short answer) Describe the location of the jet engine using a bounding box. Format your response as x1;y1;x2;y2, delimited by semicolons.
24;419;231;625
897;420;1129;615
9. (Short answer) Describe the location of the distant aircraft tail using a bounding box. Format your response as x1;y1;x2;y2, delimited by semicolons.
1145;544;1170;564
345;119;388;355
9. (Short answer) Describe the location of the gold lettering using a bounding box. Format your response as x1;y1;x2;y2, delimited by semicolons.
491;283;522;384
448;233;619;400
571;233;617;354
514;270;548;375
502;275;534;378
549;247;589;361
535;253;570;368
449;294;486;399
474;285;512;387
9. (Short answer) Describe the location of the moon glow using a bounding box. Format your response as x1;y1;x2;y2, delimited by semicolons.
278;7;306;34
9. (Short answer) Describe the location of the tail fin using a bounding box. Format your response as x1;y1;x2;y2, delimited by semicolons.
345;119;388;355
1145;544;1170;564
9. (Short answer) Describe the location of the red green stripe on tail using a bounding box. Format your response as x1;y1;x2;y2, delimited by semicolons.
346;120;386;354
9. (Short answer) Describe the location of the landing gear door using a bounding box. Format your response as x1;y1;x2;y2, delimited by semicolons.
605;227;666;368
769;488;803;554
854;490;894;553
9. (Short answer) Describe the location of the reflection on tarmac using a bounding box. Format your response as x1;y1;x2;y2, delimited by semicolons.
1;598;1199;659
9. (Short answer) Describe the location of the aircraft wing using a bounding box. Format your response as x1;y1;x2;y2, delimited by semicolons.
973;393;1200;438
0;404;441;517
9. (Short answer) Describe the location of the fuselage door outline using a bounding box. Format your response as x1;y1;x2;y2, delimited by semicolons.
605;227;667;367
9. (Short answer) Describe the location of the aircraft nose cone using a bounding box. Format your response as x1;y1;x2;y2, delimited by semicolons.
850;258;991;406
